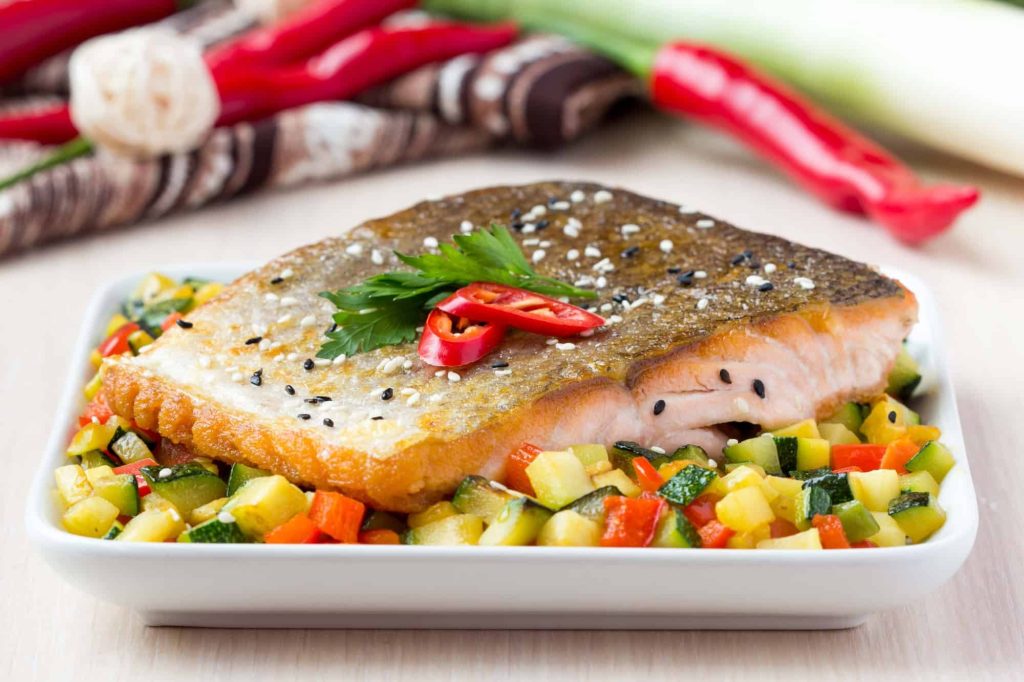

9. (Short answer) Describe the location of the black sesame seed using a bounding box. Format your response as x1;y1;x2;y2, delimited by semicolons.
381;387;394;401
743;250;753;257
316;395;332;402
547;197;558;206
285;384;295;395
653;399;666;416
176;319;193;329
677;274;693;286
511;208;522;219
720;369;732;384
250;369;262;386
371;415;384;420
491;361;509;368
730;254;747;266
753;379;766;399
747;260;762;269
269;276;284;285
667;266;682;274
323;418;334;428
536;220;549;230
888;410;897;424
612;293;630;303
787;261;797;269
303;358;314;371
245;336;262;345
326;323;338;334
758;282;774;292
297;413;311;420
621;246;640;258
511;221;524;231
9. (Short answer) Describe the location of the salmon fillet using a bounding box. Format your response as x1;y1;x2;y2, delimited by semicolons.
101;181;917;512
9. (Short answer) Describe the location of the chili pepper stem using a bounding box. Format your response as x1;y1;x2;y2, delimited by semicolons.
0;137;93;192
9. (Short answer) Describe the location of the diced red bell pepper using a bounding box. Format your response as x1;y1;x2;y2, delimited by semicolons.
113;457;157;496
265;514;323;544
879;437;921;475
831;443;886;472
851;540;878;549
682;493;721;528
77;395;113;427
769;518;799;538
697;520;734;548
358;529;402;545
97;322;140;357
812;514;851;549
600;495;666;547
308;491;366;543
505;442;542;496
632;457;663;493
831;466;863;474
161;312;184;332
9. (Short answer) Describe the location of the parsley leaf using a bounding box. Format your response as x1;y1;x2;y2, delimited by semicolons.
317;225;597;359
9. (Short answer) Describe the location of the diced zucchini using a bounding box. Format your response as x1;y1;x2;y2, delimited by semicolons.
765;475;803;524
141;491;179;514
591;468;641;497
408;501;458;529
360;509;408;534
794;486;832;530
670;444;709;465
756;528;823;550
221;475;307;538
900;470;940;497
62;496;121;538
103;520;124;540
109;430;152;464
868;511;907;547
79;449;117;469
562;486;621;522
451;476;517;523
538;510;602;546
66;422;117;457
822;402;866;435
801;472;854;505
886;345;922;402
818;422;861;446
526;450;594;509
905;441;955;483
609;441;694;476
889;493;946;543
403;514;483;545
726;525;772;549
771;419;821;439
716;486;775;532
652;507;702;548
190;457;220;475
724;435;781;475
773;437;797;474
724;462;767;476
478;498;552;546
657;465;717;506
179;517;248;543
567;443;609;468
117;508;186;542
189;497;229;525
142;463;227;516
795;438;831;471
87;468;140;516
831;500;880;543
848;469;900;512
226;462;270;496
126;329;154;355
54;464;92;506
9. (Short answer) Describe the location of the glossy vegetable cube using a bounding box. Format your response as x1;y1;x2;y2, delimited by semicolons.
591;469;641;497
222;475;307;538
408;501;458;529
849;469;900;512
117;508;186;542
716;487;775;533
189;497;229;526
889;493;946;543
899;471;940;497
771;419;821;439
479;498;552;545
867;512;907;547
726;524;771;549
756;528;823;550
54;464;92;506
905;441;955;483
818;422;861;446
538;510;602;547
403;514;483;545
526;450;595;509
62;496;120;538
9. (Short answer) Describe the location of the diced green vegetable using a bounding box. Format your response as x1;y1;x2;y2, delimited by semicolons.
179;518;248;543
221;475;307;538
670;444;709;464
526;450;594;509
795;438;831;471
818;422;861;446
790;467;831;480
868;512;907;547
725;435;781;475
794;486;831;530
478;498;552;545
567;443;610;468
801;472;853;505
562;486;621;522
822;402;866;435
117;508;186;542
609;440;692;476
403;514;483;545
142;463;227;516
831;500;880;543
771;419;820;439
658;465;717;507
900;470;940;497
889;493;946;543
905;441;955;484
407;501;458;529
537;510;602;546
652;507;701;548
79;450;118;469
66;422;117;457
226;462;270;496
360;509;408;534
109;430;153;464
103;521;124;540
90;471;140;516
886;346;922;402
451;475;517;523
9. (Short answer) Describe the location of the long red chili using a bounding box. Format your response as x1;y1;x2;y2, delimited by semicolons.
0;105;77;145
651;43;979;244
0;0;196;85
205;0;416;76
214;22;517;126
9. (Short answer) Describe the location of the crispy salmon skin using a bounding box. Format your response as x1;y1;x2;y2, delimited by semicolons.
102;181;917;512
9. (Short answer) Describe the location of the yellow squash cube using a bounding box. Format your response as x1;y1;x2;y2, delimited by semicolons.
716;486;775;533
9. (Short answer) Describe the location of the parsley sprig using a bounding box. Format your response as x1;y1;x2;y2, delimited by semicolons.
317;225;596;358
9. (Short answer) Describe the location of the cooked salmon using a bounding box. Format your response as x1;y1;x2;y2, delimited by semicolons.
101;181;917;512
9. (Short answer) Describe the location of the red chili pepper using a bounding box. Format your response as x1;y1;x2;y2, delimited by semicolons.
631;457;664;493
505;442;542;496
418;308;506;368
831;443;886;472
812;514;851;549
0;0;194;85
0;104;77;144
600;495;665;547
651;43;979;243
215;22;518;126
77;395;114;428
697;520;734;549
435;282;604;338
113;458;157;496
98;322;140;358
682;493;721;528
206;0;416;76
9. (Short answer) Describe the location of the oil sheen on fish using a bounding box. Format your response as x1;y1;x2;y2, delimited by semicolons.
102;181;917;512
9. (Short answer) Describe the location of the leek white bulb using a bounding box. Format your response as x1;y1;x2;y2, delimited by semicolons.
69;29;220;158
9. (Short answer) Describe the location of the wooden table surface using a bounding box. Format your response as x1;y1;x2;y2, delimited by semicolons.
2;111;1021;681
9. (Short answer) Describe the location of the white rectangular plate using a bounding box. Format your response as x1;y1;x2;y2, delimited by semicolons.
26;264;977;630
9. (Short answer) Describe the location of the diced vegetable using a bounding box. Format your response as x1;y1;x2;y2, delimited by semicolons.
657;464;717;507
811;514;850;549
109;430;152;464
103;521;124;540
831;500;880;543
361;510;408;534
86;467;139;516
794;438;831;471
889;492;946;543
113;457;156;496
142;463;227;516
505;442;542;496
189;497;229;525
66;421;117;457
403;514;484;545
771;419;820;439
831;443;885;472
600;495;665;547
765;475;803;524
716;486;774;533
79;450;117;469
905;441;955;483
818;422;861;446
562;486;620;523
478;498;552;545
682;494;721;529
451;475;517;523
126;329;154;355
697;520;734;548
308;491;366;543
861;397;919;444
179;518;248;543
724;435;781;474
62;496;120;538
669;444;709;465
886;346;922;402
801;472;853;505
706;465;777;502
226;462;270;496
222;475;307;539
879;437;920;474
265;514;323;544
358;529;402;544
538;510;602;546
756;528;823;550
794;486;832;530
117;508;186;542
591;468;641;497
899;471;940;497
652;507;702;548
848;469;901;512
631;456;664;492
408;501;458;529
567;443;610;468
526;450;595;509
822;402;866;435
54;464;92;506
867;512;907;547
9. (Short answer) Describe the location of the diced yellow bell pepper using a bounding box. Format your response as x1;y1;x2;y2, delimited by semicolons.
592;468;641;497
771;419;821;439
907;424;942;445
408;501;458;529
716;487;775;532
66;421;116;457
82;370;104;400
127;329;154;355
707;465;778;502
62;496;120;538
55;464;92;506
861;399;909;444
104;313;130;337
726;524;771;549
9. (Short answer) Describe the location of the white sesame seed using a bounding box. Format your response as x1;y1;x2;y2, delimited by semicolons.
276;314;293;325
551;200;571;210
694;270;707;279
258;339;272;351
659;239;673;253
494;369;513;377
595;276;607;289
231;372;244;382
726;438;739;447
423;236;439;248
594;190;613;204
406;392;421;406
345;243;364;256
620;223;640;235
678;204;697;214
555;342;576;350
650;446;666;455
566;249;580;261
402;359;413;369
607;314;623;324
574;276;595;288
400;387;416;396
600;303;613;312
523;238;540;246
794;276;816;290
217;511;236;524
764;263;777;274
521;223;536;234
735;398;750;415
580;328;596;337
158;468;173;479
286;352;298;361
570;190;586;203
332;354;347;365
280;268;294;279
546;338;558;345
532;249;546;263
584;245;601;258
652;294;666;306
447;371;461;382
460;220;474;233
631;297;649;309
371;249;384;265
314;358;330;367
746;275;767;287
696;218;715;229
567;217;582;229
299;315;316;327
264;293;279;302
531;204;547;216
434;370;446;378
279;296;299;306
697;298;709;310
593;257;614;273
563;224;579;238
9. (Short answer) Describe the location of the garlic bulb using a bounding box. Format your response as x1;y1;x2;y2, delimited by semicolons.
233;0;315;24
69;29;220;159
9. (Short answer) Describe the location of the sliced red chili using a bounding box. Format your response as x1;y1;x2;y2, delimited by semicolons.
418;308;506;367
436;282;604;337
97;322;140;358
